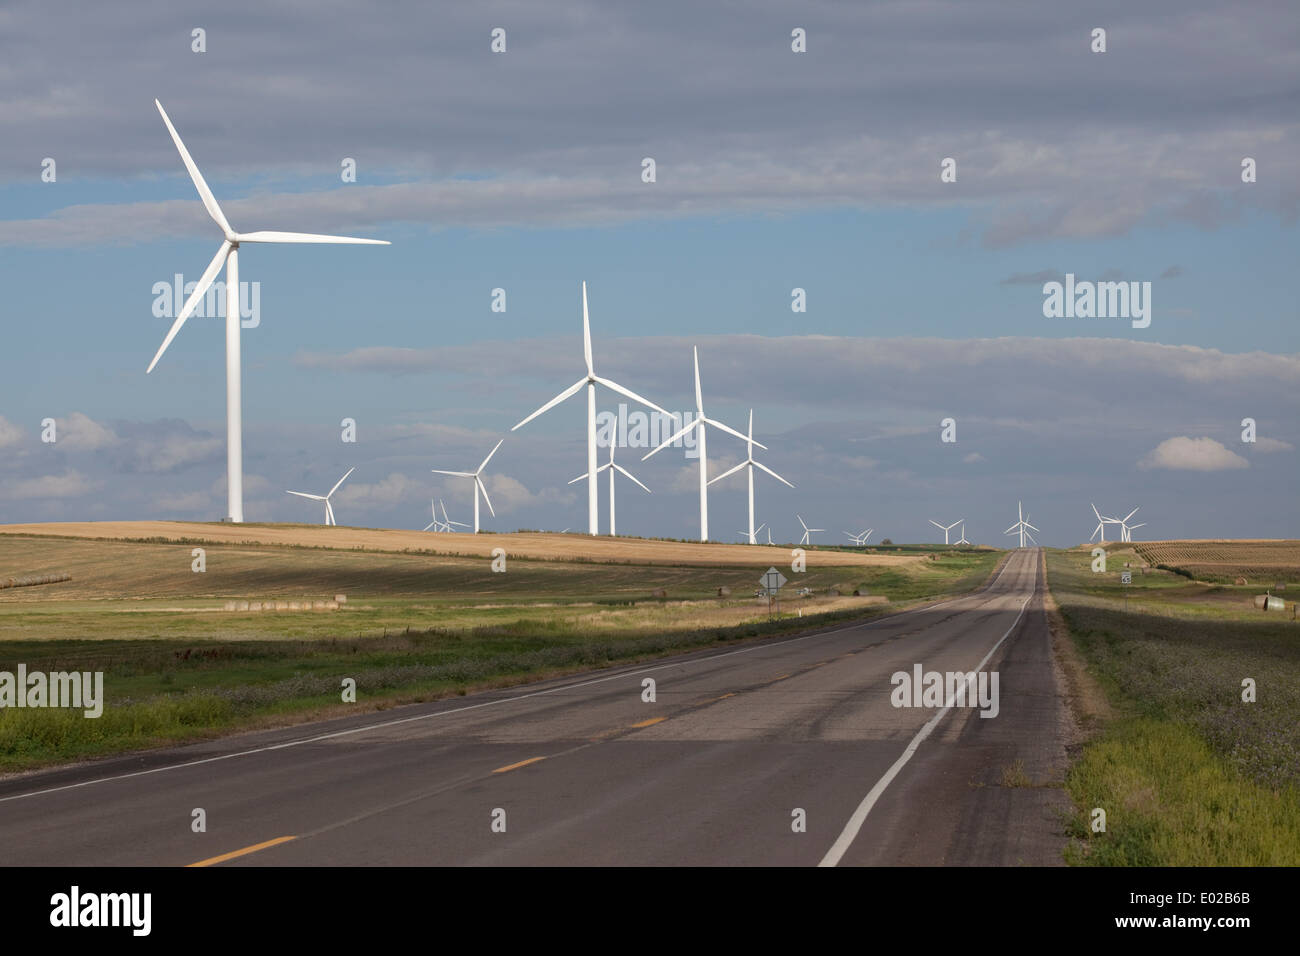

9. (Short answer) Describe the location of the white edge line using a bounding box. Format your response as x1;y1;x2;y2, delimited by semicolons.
817;557;1035;867
0;554;1019;806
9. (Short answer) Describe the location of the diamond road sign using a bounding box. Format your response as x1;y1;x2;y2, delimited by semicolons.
761;567;788;591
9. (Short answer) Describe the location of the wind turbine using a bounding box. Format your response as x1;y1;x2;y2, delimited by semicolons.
424;498;468;533
954;523;970;546
707;410;792;544
929;518;963;545
431;440;503;534
512;282;669;536
286;467;354;526
145;100;389;523
644;347;759;542
796;514;824;546
764;525;774;546
568;443;650;536
1089;504;1121;543
1115;507;1143;542
740;522;770;541
843;528;874;546
1004;501;1039;548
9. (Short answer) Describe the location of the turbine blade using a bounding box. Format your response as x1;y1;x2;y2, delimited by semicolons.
567;473;590;485
423;521;436;532
477;439;504;474
582;281;593;377
431;469;475;478
155;100;232;236
706;460;748;485
512;378;586;430
1124;507;1140;522
286;490;324;500
614;464;651;493
476;476;495;517
234;230;389;245
1025;522;1040;532
327;466;355;498
929;520;943;529
146;240;230;372
752;460;793;487
704;417;765;448
593;376;670;417
693;347;703;413
326;500;336;526
642;417;695;460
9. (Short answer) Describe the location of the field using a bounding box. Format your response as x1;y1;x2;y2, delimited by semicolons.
0;524;999;771
1048;544;1300;865
1133;539;1300;586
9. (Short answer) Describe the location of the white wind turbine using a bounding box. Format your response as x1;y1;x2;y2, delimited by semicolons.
512;282;669;536
286;467;354;526
764;525;774;546
1004;501;1039;548
1089;503;1121;543
707;410;792;544
954;523;971;546
431;440;503;534
843;528;874;546
145;100;388;523
796;514;824;546
424;498;468;533
568;443;650;537
644;347;758;542
738;522;768;541
1115;507;1143;542
929;518;963;545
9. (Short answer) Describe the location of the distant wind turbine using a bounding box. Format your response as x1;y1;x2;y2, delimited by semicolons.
1089;503;1121;543
954;523;970;546
286;467;354;526
843;528;874;546
569;443;650;537
644;347;760;542
929;518;963;545
513;282;669;536
797;514;824;546
432;440;503;534
1115;507;1143;542
146;100;388;523
424;498;467;533
1004;501;1039;548
707;410;792;544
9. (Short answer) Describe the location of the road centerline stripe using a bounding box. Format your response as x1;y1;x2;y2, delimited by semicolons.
492;756;547;774
186;835;296;868
629;716;667;728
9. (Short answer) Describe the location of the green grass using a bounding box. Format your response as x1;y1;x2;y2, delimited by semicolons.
1048;548;1300;865
0;535;999;771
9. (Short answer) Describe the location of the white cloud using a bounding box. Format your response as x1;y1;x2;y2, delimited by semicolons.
1252;437;1294;453
0;469;97;500
0;416;24;449
962;452;985;463
1138;436;1249;472
58;412;117;451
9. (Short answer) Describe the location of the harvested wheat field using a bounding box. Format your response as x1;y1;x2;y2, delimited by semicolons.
1133;539;1300;585
0;521;914;569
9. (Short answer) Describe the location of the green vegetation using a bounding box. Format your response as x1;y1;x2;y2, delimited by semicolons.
0;534;998;771
1048;548;1300;865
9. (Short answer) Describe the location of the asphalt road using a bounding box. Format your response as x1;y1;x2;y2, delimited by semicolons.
0;548;1068;866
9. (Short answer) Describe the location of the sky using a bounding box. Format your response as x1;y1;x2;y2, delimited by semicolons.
0;0;1296;545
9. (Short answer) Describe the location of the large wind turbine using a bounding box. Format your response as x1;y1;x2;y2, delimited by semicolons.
286;467;354;526
796;514;825;546
1115;507;1143;542
145;100;389;523
707;410;792;544
512;282;669;536
843;528;874;546
643;348;758;542
954;523;971;546
431;440;503;534
1004;501;1039;548
1089;503;1121;543
424;498;468;533
568;443;650;536
929;518;963;545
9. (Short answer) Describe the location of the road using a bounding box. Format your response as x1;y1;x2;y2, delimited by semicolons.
0;548;1068;866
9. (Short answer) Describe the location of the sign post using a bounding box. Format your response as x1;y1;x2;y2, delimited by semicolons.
761;566;788;620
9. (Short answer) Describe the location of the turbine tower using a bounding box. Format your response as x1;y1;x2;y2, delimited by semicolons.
568;443;650;537
146;101;388;523
512;282;669;536
796;514;824;546
286;467;354;526
928;518;963;545
1004;501;1039;548
643;347;758;542
1115;507;1143;542
431;440;503;534
707;410;792;544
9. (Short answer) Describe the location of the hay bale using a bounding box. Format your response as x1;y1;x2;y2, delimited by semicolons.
274;600;289;610
1235;577;1248;586
223;601;237;611
325;600;339;610
236;600;249;611
288;601;302;610
853;588;868;596
334;594;347;604
717;586;731;597
248;601;263;611
651;588;667;599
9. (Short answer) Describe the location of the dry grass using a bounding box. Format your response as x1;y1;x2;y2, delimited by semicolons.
0;521;916;569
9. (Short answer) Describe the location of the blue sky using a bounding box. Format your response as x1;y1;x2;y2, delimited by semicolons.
0;0;1296;544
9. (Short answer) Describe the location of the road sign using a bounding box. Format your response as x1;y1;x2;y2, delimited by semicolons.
1120;571;1132;585
761;567;787;592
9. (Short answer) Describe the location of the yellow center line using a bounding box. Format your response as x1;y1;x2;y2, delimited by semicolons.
186;835;296;868
492;755;547;774
630;716;667;728
712;693;736;701
771;673;791;681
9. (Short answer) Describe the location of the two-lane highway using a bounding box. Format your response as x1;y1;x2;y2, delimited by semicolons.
0;548;1067;866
